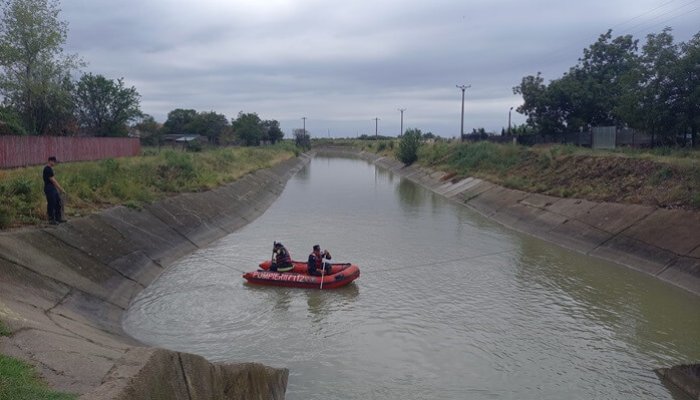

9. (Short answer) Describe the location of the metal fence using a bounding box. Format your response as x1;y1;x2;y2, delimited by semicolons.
0;136;140;169
513;128;653;148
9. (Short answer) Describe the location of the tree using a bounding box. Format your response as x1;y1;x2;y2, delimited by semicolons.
232;112;263;146
572;30;639;127
676;32;700;147
0;0;80;134
513;73;567;133
188;111;228;144
515;30;640;135
162;108;197;136
132;114;162;145
396;128;422;164
293;128;310;149
0;105;26;135
261;119;284;144
74;73;141;136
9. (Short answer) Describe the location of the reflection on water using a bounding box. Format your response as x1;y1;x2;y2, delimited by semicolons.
124;156;700;400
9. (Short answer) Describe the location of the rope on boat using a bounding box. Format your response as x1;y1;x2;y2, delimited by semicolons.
200;254;248;274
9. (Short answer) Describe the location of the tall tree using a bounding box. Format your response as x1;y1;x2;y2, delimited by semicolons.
513;73;568;133
261;119;284;144
637;28;679;145
162;108;197;135
231;112;263;146
674;32;700;147
73;73;141;136
0;0;80;134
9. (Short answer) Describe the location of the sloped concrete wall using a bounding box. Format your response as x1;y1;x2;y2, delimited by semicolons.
0;155;309;398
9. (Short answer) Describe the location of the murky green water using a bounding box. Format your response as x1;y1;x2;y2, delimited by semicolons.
123;156;700;400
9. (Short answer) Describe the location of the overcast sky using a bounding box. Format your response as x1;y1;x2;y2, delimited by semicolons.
60;0;699;138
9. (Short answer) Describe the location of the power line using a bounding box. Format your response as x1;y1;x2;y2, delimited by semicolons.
509;0;700;75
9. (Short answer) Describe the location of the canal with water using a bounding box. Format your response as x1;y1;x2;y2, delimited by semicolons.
123;155;700;399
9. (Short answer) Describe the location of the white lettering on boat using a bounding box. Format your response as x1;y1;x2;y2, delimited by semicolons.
255;272;314;283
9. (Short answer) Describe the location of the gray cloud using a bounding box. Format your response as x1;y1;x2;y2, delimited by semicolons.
61;0;700;137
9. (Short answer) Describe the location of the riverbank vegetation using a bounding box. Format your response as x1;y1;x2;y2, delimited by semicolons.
322;138;700;210
0;144;296;229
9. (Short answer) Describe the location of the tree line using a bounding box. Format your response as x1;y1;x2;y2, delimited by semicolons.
137;109;284;147
514;28;700;147
0;0;284;147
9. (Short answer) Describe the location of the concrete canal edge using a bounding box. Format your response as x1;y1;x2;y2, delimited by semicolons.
0;154;310;399
318;147;700;399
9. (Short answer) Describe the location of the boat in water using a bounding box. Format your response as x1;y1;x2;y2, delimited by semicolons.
243;260;360;289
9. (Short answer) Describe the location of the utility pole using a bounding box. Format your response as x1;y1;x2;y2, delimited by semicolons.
302;117;306;136
398;108;406;137
508;107;513;136
374;117;380;139
456;84;471;141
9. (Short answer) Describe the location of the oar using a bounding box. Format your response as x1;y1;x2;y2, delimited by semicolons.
319;260;325;290
271;241;276;271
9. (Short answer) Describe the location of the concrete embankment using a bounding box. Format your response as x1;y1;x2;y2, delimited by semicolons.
0;154;310;399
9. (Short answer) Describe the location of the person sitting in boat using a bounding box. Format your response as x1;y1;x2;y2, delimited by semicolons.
270;242;294;272
308;244;332;276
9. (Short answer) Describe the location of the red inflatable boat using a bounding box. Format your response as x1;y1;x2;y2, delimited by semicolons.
243;260;360;289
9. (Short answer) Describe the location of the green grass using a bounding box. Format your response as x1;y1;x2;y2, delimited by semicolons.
0;354;77;400
0;144;296;229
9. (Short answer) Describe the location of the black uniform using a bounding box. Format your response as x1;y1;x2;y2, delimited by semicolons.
43;165;62;223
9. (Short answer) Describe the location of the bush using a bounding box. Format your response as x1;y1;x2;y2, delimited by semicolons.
396;128;422;164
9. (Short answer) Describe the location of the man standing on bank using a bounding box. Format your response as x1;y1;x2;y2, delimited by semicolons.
43;156;66;224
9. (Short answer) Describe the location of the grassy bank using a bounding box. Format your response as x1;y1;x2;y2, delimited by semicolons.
322;139;700;210
0;144;297;229
420;141;700;209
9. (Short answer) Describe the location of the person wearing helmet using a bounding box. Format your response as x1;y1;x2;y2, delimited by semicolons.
270;242;293;272
308;244;332;276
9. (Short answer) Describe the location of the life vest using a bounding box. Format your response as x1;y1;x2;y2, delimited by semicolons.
275;248;292;265
275;247;294;272
309;251;331;270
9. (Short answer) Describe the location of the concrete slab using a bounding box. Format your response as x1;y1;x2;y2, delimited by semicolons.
0;232;132;308
520;193;559;209
469;186;529;217
109;251;163;288
457;180;494;202
657;257;700;295
507;206;570;238
623;209;700;256
54;290;139;338
443;178;476;198
545;198;599;220
99;207;196;267
43;214;136;267
575;202;655;235
590;235;674;276
547;219;613;253
3;329;125;395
